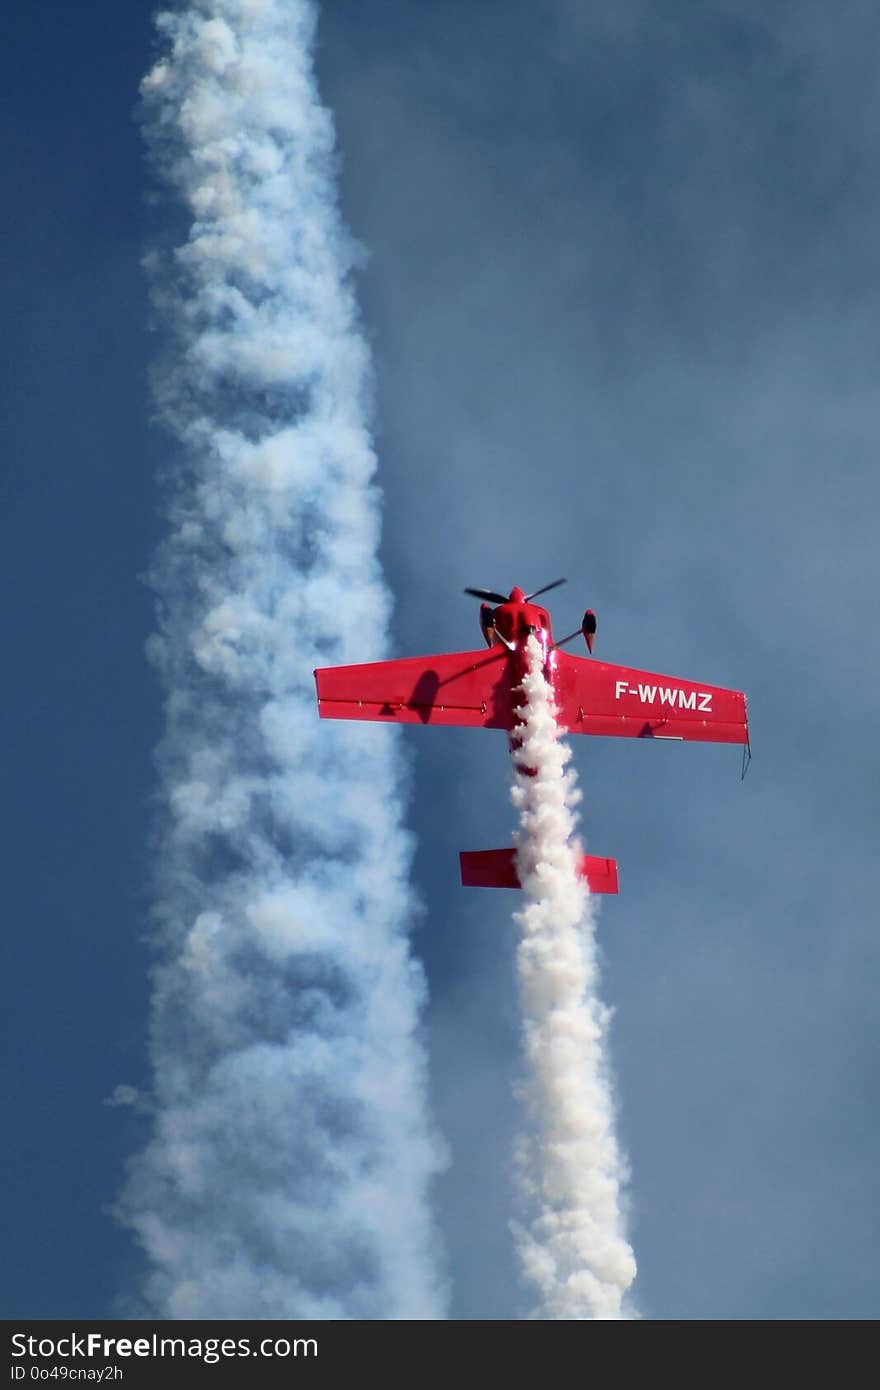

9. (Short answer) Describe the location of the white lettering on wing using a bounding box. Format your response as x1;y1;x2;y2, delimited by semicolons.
612;679;713;713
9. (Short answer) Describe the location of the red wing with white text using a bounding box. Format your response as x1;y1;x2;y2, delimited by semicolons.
553;651;748;744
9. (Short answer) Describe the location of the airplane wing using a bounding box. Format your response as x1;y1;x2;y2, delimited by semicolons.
315;646;513;728
460;847;619;894
553;650;748;744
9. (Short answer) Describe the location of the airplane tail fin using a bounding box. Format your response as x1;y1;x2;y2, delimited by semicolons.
459;847;619;894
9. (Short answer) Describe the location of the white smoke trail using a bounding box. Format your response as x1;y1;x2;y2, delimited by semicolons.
510;636;637;1319
117;0;446;1319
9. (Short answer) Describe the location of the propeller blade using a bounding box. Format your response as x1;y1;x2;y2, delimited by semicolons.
464;587;509;604
526;577;567;601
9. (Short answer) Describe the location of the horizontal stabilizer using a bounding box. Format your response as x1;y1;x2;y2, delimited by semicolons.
459;848;619;894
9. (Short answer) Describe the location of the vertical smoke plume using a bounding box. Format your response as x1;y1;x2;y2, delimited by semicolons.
118;0;446;1318
511;636;637;1319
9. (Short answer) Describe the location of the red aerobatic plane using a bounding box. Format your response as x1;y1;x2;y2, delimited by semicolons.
314;580;749;894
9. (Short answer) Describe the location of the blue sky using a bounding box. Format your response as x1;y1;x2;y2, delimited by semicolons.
3;0;878;1319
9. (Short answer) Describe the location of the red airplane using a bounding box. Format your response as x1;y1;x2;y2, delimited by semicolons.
314;579;749;893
